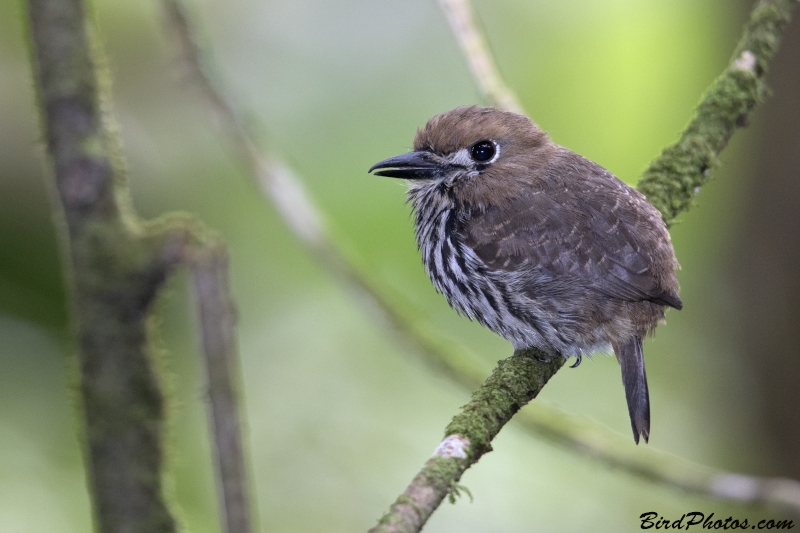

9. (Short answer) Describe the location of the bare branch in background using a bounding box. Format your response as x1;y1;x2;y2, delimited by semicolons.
191;238;255;533
436;0;525;113
25;1;254;532
520;401;800;511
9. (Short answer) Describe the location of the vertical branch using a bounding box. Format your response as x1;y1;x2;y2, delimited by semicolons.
26;1;255;532
26;0;180;531
192;239;254;533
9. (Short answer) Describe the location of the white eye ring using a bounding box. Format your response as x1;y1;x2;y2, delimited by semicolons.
450;141;500;167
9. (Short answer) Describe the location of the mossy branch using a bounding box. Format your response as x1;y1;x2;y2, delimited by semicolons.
638;0;799;226
370;350;564;533
25;1;254;532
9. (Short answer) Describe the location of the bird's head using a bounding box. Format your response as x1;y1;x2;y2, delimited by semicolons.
369;106;555;208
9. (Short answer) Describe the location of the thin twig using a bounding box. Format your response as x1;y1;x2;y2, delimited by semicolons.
160;0;326;249
191;238;255;533
159;0;800;520
436;0;525;113
517;401;800;510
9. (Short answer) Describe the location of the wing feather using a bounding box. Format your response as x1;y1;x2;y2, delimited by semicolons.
460;151;682;309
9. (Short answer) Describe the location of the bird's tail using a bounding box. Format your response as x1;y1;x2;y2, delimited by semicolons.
616;335;650;444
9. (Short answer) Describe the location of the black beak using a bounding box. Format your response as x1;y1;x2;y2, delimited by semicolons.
369;151;444;180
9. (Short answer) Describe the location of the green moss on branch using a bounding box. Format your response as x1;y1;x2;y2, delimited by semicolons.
638;0;798;225
369;350;564;533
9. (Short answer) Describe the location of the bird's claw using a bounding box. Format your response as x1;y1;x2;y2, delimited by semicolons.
570;353;582;368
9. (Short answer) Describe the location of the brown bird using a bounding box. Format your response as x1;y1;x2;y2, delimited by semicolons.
369;106;681;444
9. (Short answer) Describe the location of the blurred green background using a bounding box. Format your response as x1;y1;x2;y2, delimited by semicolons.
2;0;799;531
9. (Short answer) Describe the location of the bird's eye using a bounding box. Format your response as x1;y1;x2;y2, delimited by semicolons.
470;140;496;162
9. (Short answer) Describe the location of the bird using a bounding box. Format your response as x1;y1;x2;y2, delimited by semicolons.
369;106;681;444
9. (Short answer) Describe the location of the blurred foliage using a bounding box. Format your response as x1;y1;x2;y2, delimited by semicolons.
1;0;795;531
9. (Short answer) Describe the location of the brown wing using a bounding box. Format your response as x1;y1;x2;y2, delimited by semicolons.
460;151;682;309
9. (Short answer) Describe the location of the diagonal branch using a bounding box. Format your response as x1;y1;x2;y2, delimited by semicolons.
518;400;800;511
159;0;495;385
638;0;799;226
25;1;254;533
436;0;525;113
370;350;564;533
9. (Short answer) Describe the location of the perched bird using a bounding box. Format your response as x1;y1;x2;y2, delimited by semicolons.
369;106;681;444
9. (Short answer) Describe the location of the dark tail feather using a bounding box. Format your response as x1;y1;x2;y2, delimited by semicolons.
617;335;650;444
